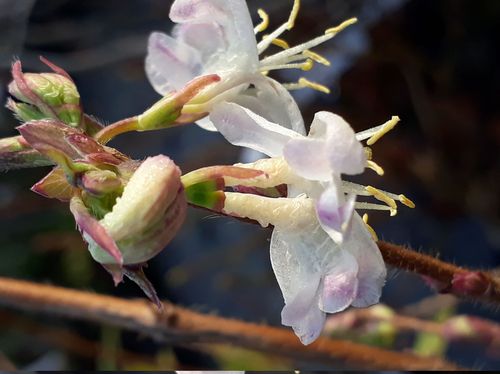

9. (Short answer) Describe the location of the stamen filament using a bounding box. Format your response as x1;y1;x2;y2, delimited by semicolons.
254;9;270;34
260;59;314;73
342;181;415;209
257;0;300;54
261;18;357;66
355;202;392;212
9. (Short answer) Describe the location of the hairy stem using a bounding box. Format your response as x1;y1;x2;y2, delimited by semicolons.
0;277;460;370
378;241;500;304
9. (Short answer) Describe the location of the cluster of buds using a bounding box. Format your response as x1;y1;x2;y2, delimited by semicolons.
1;58;194;306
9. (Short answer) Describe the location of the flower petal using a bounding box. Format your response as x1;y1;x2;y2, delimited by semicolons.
243;77;305;135
319;250;359;313
343;213;386;307
210;102;300;157
312;112;366;175
169;0;258;74
316;181;356;244
145;31;202;95
283;136;333;181
69;195;123;266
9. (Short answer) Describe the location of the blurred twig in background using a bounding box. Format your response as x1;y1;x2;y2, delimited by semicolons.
0;277;461;370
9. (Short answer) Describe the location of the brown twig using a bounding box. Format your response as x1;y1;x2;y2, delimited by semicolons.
0;277;461;370
325;304;500;354
378;241;500;304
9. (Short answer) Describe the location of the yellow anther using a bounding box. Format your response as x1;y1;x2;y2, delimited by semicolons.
366;186;397;216
254;9;269;33
303;50;331;66
325;17;358;35
367;160;385;176
298;77;330;94
287;0;301;30
271;37;290;49
367;116;400;146
364;147;373;160
362;213;379;241
399;194;416;208
301;59;314;71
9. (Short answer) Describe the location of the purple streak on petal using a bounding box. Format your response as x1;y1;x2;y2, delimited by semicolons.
69;196;123;266
145;32;201;95
316;183;356;244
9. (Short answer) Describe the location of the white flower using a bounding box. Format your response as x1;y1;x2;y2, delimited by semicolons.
208;102;413;344
145;0;356;133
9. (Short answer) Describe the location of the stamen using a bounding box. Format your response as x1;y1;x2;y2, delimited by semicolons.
362;213;379;241
365;186;397;216
399;194;416;208
257;0;300;54
287;0;301;30
325;17;358;35
367;116;400;145
367;160;385;176
254;9;270;34
262;35;290;49
356;116;400;143
260;18;355;66
260;59;314;73
283;77;330;94
355;202;392;212
303;50;331;66
364;147;373;160
343;181;415;209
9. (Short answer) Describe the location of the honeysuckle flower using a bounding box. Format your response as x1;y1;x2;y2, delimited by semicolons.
201;102;414;344
146;0;357;133
16;119;186;306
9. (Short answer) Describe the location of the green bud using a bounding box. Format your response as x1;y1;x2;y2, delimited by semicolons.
8;60;82;127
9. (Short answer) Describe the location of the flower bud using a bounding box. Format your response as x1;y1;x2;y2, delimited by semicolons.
0;135;52;170
82;155;186;266
8;60;82;127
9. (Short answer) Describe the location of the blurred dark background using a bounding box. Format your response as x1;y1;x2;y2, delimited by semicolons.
0;0;499;370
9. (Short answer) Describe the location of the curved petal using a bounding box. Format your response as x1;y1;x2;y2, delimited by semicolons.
319;249;359;313
145;32;202;95
169;0;258;74
102;155;181;240
343;213;386;307
209;102;300;157
309;112;366;175
283;136;331;181
316;180;356;244
248;77;305;135
173;22;224;62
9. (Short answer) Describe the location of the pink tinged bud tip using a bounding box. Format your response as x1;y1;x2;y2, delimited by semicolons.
451;271;491;297
70;195;123;266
